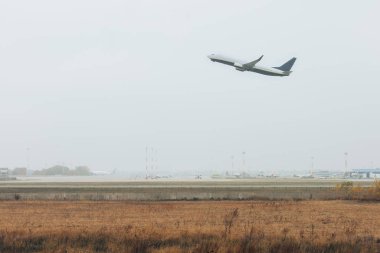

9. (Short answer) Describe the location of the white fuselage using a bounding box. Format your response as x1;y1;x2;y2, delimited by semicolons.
208;54;289;76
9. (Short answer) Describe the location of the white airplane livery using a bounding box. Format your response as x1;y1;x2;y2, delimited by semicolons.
208;54;296;77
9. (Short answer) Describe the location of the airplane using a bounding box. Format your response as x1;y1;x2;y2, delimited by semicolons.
207;54;296;77
91;169;117;176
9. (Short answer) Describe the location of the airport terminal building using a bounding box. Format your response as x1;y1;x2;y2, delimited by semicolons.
350;169;380;179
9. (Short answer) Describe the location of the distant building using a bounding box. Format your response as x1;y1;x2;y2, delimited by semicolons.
313;170;345;179
12;167;27;176
350;169;380;179
0;168;16;181
0;168;9;177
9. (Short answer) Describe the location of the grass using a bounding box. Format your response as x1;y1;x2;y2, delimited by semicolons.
336;180;380;200
0;200;379;252
0;231;377;253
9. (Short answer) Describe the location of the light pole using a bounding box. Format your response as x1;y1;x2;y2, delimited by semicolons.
26;147;30;171
151;147;154;173
145;146;148;180
344;152;348;177
310;156;314;176
231;155;234;173
242;151;246;174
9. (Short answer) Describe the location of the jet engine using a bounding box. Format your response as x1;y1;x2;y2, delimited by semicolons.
234;63;245;71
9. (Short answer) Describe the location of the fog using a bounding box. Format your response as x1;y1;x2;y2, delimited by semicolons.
0;0;379;175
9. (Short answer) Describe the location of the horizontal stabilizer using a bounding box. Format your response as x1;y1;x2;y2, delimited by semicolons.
243;55;263;68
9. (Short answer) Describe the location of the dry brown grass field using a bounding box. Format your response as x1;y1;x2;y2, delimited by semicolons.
0;200;379;252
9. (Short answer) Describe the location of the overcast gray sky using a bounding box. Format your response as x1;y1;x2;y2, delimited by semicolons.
0;0;379;175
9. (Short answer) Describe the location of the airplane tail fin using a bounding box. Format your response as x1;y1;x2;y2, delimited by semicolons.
274;57;296;71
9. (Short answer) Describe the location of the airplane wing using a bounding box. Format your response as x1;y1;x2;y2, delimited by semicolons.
243;55;263;68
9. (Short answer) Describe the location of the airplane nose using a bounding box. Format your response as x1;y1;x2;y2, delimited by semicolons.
207;54;215;59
